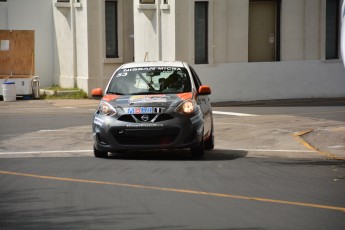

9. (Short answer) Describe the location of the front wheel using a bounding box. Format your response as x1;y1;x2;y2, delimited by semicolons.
94;146;108;158
191;138;204;158
204;128;214;150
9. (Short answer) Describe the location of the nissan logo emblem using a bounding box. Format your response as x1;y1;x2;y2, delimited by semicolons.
141;114;149;122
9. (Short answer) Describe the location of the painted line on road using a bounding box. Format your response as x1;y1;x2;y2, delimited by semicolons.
213;111;258;117
0;169;344;213
229;148;314;153
293;130;345;161
0;150;92;155
38;129;90;132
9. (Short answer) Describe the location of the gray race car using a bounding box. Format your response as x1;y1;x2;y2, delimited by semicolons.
92;61;214;158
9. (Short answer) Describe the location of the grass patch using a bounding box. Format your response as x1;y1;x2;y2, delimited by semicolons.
41;86;88;99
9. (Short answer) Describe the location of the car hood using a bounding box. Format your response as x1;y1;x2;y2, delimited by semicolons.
101;93;194;108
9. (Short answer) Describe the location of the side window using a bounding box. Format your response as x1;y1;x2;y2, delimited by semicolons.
189;65;202;89
325;0;340;60
194;1;208;64
105;0;119;58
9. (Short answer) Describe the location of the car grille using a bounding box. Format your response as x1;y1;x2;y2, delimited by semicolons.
118;114;173;123
113;128;180;145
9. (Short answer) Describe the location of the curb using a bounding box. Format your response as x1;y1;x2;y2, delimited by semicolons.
293;130;345;161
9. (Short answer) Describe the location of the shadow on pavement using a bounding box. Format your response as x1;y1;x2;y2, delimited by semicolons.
107;149;247;161
271;159;345;166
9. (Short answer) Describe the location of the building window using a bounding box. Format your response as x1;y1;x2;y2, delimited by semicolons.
326;0;340;60
105;0;119;58
140;0;155;3
194;1;208;64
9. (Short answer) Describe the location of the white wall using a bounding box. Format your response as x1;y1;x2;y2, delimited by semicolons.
0;0;54;87
53;1;76;88
195;60;345;102
173;0;345;102
304;0;321;60
175;0;192;62
161;1;176;61
0;2;8;29
281;0;305;61
340;0;345;67
54;0;134;94
75;0;89;92
213;0;249;63
134;0;159;61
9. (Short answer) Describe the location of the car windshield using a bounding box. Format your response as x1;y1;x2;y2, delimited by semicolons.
107;66;192;95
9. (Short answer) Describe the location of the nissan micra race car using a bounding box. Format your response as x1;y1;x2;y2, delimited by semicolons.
92;61;214;158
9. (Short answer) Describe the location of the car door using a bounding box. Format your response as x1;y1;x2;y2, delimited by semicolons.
189;65;212;137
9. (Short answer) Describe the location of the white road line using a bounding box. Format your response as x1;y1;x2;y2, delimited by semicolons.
38;129;89;132
213;111;258;117
0;150;92;155
228;148;314;153
214;122;257;127
38;130;64;132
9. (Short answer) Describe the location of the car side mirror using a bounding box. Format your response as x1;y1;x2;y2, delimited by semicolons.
198;85;211;95
91;88;103;99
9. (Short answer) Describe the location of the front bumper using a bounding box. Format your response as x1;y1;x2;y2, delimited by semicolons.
93;112;204;152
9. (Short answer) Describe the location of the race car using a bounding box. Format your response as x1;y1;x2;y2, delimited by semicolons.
92;61;214;158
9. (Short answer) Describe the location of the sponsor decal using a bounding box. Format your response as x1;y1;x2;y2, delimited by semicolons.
190;115;202;124
129;95;167;104
190;109;202;124
102;94;120;102
126;107;163;114
94;117;104;126
127;107;152;114
123;67;182;72
126;124;164;128
154;107;163;113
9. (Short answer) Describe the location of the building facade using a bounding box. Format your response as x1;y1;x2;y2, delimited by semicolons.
1;0;344;102
53;0;134;94
134;0;345;101
0;0;54;87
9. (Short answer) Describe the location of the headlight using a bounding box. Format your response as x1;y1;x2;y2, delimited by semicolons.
175;99;196;115
97;101;117;116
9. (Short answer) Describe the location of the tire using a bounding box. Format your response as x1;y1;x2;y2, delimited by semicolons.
204;128;214;150
191;138;205;158
94;146;108;158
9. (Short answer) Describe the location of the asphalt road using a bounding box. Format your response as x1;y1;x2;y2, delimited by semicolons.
0;99;344;229
213;105;345;122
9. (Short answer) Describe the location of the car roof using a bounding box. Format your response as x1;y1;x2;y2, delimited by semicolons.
120;61;188;69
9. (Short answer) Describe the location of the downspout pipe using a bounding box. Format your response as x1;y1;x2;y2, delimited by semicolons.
157;0;162;61
341;0;345;67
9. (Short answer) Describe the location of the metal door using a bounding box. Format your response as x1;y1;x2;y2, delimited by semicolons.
249;1;276;62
